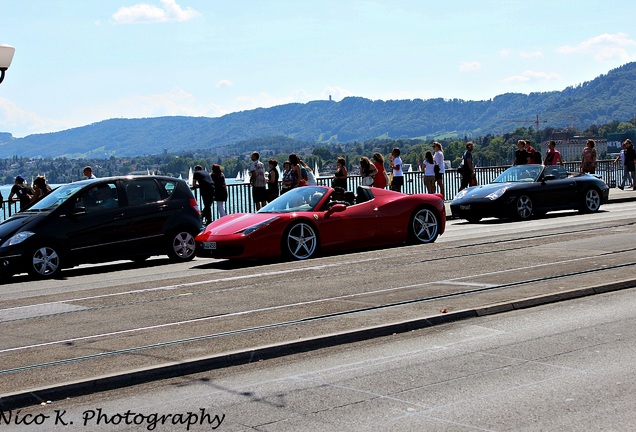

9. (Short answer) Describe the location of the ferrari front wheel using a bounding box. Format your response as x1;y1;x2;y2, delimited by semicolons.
515;195;533;220
283;222;318;260
409;207;440;244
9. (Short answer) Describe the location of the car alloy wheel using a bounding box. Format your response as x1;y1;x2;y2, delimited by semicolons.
583;188;601;212
168;230;197;261
515;195;533;220
29;245;62;278
409;207;439;243
284;222;318;260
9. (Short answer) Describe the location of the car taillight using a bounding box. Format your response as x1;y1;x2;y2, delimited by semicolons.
190;198;201;215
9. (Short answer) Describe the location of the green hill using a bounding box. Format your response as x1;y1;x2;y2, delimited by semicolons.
2;62;636;159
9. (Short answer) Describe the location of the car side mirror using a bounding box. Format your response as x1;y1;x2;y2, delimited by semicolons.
543;174;556;182
326;204;347;216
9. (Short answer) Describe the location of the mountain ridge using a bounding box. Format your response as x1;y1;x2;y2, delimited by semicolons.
1;62;636;159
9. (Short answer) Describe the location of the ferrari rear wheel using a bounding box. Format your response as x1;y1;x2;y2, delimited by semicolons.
515;195;533;220
409;207;440;244
284;222;318;260
581;188;601;213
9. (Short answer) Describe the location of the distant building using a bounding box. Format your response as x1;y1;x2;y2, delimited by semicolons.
541;132;607;161
607;131;636;152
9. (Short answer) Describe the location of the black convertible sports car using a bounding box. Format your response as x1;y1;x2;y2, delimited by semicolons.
450;164;610;222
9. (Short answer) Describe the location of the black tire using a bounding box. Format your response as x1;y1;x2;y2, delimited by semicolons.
166;229;197;261
466;215;482;223
409;207;440;244
580;188;601;213
27;245;63;278
283;222;319;260
131;255;150;263
515;195;533;220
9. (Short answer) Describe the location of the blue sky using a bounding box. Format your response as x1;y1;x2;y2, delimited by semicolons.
1;0;636;138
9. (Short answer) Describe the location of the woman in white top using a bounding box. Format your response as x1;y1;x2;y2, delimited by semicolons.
433;142;445;200
422;151;436;194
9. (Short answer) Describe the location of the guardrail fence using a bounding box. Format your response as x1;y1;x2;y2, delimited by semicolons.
0;160;624;222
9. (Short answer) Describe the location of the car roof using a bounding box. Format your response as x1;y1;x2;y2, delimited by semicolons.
72;175;186;186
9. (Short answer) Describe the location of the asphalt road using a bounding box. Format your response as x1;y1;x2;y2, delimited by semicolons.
5;284;636;431
2;199;636;410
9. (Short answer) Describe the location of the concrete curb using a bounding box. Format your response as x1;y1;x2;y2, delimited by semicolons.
3;277;636;410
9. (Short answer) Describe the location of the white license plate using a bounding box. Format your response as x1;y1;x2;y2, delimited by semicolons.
460;205;471;210
203;242;217;250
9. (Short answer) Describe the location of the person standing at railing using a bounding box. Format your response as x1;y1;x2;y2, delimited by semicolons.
433;142;445;199
623;139;636;191
267;158;280;202
580;139;597;174
544;140;564;166
422;151;436;194
249;152;268;211
513;140;529;165
8;175;33;211
332;156;348;190
458;142;474;191
614;141;633;189
389;148;404;192
193;165;215;225
372;152;388;189
211;164;227;217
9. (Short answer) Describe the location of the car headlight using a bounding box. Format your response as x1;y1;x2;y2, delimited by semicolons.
486;187;508;200
239;217;280;236
2;231;36;247
454;189;469;199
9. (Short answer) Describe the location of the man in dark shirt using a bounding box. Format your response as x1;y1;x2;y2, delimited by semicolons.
8;175;34;211
513;140;529;165
192;165;215;225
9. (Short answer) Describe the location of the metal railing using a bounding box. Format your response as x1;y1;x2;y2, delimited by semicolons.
0;160;624;222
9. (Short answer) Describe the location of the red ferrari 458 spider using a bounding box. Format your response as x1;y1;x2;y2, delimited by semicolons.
195;185;445;261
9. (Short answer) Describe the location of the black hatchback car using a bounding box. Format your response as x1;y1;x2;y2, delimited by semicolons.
0;175;203;279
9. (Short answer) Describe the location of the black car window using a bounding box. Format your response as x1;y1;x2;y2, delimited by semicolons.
123;179;162;206
78;183;119;213
159;179;177;196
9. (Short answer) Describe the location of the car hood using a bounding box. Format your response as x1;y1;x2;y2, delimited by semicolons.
202;212;286;236
0;213;44;241
454;182;519;200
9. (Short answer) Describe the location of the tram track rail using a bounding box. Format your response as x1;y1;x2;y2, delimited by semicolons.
2;248;636;377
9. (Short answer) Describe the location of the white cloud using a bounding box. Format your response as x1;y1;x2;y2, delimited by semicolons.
459;61;481;72
557;32;636;63
215;80;234;88
498;49;512;58
112;0;200;24
519;50;543;59
0;98;66;138
502;70;561;83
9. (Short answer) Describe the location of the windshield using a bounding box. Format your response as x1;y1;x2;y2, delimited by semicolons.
492;165;542;183
27;183;86;211
259;187;327;213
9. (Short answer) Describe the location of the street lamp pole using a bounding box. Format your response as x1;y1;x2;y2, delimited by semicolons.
0;44;16;84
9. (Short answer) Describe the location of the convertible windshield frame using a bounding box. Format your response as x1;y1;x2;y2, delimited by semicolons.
492;165;543;183
258;186;328;214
